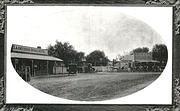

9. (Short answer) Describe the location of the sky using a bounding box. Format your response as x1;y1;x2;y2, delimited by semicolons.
7;6;171;60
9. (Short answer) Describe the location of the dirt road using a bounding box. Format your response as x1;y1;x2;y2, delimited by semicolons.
29;72;161;101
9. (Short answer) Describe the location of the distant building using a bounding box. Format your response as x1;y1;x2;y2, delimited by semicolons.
121;52;153;61
11;44;65;81
119;52;160;72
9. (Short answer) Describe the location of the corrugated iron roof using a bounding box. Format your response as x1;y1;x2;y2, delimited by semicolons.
11;52;63;61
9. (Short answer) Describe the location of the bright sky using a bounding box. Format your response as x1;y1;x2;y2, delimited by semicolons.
7;6;172;60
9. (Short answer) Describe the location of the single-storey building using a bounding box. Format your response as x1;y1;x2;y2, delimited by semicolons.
119;52;160;72
11;44;64;81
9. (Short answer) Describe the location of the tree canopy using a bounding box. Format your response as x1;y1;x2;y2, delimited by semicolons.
48;41;85;66
152;44;168;64
86;50;109;66
48;41;109;67
132;47;149;53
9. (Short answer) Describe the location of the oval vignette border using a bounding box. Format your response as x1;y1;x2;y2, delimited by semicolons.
0;0;180;111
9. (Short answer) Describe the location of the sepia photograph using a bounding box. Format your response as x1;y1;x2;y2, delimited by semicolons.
6;6;172;104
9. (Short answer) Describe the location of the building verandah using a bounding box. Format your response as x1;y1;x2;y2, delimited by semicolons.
11;57;63;81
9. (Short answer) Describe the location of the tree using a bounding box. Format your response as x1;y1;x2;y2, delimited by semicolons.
133;47;149;53
48;40;83;66
152;44;168;64
75;52;85;62
48;45;55;56
86;50;109;66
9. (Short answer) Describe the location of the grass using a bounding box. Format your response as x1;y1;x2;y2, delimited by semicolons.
29;72;160;101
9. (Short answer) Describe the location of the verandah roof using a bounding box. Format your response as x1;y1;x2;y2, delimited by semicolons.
11;52;63;62
135;60;159;63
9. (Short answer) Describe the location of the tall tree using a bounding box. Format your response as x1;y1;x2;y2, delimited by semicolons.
48;41;82;66
152;44;168;64
86;50;109;66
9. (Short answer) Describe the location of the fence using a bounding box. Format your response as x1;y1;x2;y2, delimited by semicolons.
92;66;110;72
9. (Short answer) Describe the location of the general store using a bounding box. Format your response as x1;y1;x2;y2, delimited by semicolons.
11;44;64;81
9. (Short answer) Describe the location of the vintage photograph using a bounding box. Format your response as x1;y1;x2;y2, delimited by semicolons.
8;6;170;102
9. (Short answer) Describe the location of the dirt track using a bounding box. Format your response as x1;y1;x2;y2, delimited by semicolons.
29;72;161;101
